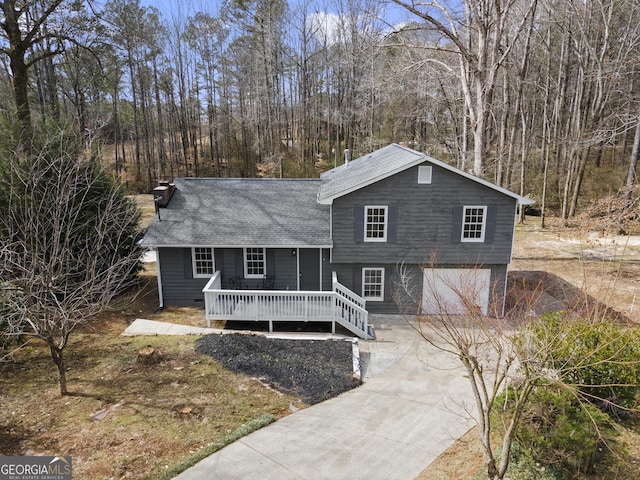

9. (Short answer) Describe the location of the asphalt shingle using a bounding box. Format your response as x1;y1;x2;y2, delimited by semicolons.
141;178;331;247
318;144;425;203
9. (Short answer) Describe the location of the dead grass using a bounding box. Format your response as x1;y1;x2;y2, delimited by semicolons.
0;265;300;479
0;331;301;479
414;427;485;480
511;219;640;324
129;194;156;231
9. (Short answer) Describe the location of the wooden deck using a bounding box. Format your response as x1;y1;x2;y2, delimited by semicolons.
202;272;371;339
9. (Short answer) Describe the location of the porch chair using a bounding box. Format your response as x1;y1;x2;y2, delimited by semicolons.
259;275;275;290
229;276;249;289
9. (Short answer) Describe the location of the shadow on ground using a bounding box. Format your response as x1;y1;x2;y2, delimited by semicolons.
506;270;627;322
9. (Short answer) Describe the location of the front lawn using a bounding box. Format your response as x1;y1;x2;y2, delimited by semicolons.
0;327;302;479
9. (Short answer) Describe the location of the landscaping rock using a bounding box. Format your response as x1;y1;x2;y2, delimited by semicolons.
195;334;360;405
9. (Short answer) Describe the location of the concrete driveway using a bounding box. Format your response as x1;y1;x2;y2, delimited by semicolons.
172;315;476;480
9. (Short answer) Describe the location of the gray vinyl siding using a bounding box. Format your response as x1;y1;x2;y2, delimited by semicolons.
157;247;209;306
332;262;509;315
158;247;307;306
217;248;296;290
331;263;403;314
331;163;517;266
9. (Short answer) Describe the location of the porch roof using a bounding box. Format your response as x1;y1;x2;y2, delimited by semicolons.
141;178;331;248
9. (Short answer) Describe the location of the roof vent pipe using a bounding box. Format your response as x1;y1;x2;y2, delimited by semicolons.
344;149;350;165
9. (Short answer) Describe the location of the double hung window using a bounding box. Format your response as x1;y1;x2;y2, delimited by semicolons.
461;206;487;242
362;267;385;301
244;247;266;278
192;247;214;278
364;206;388;242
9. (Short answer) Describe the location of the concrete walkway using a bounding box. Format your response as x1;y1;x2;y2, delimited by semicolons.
123;318;220;336
123;316;476;480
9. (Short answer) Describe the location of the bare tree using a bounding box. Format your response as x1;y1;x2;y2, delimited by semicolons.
393;262;540;479
0;129;143;395
390;0;539;178
393;260;640;479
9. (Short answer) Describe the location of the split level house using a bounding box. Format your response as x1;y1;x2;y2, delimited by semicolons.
140;144;534;339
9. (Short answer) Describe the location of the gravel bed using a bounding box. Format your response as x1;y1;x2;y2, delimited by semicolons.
195;334;361;405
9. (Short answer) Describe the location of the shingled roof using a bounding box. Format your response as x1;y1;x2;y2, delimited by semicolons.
142;145;532;248
141;178;331;248
318;143;534;205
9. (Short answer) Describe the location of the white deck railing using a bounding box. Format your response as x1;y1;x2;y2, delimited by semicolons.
202;271;370;339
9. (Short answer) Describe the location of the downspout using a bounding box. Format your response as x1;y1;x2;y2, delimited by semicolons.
155;248;164;312
295;248;300;290
329;204;333;264
503;202;520;317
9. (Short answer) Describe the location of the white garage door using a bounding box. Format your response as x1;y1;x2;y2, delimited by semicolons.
422;268;491;315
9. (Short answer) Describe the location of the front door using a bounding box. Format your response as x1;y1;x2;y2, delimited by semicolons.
299;249;320;290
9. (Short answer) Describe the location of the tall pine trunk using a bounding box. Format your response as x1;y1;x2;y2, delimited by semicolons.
624;115;640;206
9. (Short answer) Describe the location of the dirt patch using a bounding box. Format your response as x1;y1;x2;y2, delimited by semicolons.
511;220;640;324
416;218;640;479
195;334;360;405
505;270;629;323
415;427;484;480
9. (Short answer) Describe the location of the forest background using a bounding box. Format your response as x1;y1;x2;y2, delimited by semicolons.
1;0;639;224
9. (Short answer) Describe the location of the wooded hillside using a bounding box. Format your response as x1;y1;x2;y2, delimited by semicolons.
1;0;638;222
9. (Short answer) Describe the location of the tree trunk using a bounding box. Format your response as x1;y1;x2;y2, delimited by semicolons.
568;148;590;218
153;61;167;180
9;50;32;138
518;111;528;224
127;54;141;183
496;75;509;187
624;114;640;206
47;338;68;396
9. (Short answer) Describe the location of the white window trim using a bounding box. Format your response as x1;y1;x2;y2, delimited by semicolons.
364;205;388;243
362;267;385;301
418;165;432;184
192;247;215;278
244;247;266;279
461;206;487;243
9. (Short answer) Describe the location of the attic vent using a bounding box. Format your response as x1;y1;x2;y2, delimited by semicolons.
418;166;432;184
